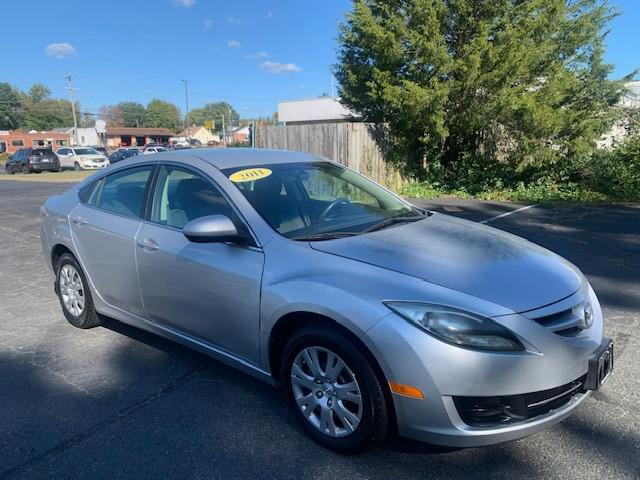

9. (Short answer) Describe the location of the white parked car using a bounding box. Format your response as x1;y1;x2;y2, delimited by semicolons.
142;147;168;155
56;147;110;171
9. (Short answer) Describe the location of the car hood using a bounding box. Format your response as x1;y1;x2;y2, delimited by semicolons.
310;213;583;313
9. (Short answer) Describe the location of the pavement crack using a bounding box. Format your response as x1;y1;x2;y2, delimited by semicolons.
0;362;209;480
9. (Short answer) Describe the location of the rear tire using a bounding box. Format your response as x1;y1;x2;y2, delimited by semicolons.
55;253;101;329
74;162;82;171
22;164;29;174
281;325;388;453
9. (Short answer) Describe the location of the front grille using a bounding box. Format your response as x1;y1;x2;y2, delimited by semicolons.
528;302;589;337
453;375;586;428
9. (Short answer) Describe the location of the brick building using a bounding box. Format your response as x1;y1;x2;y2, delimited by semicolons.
0;130;71;154
105;127;174;148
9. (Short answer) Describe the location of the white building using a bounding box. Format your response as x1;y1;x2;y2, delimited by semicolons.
598;81;640;149
278;97;358;125
53;127;99;147
619;81;640;109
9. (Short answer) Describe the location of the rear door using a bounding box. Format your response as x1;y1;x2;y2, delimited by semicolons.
70;165;155;316
135;164;264;364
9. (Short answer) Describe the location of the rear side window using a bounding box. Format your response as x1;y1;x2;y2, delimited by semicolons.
96;166;153;218
78;181;100;205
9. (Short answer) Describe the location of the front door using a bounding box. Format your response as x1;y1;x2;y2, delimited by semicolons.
136;165;264;364
70;165;154;316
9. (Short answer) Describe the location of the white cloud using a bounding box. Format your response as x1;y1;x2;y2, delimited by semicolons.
260;61;302;74
44;43;77;59
267;11;273;19
204;19;214;28
226;17;246;25
173;0;195;7
246;50;269;59
227;39;241;48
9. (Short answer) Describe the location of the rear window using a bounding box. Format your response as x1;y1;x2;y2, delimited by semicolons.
33;149;55;157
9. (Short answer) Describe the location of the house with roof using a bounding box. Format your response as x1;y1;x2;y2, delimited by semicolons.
177;125;220;145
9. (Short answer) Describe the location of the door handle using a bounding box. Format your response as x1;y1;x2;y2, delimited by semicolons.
137;238;159;251
71;216;88;226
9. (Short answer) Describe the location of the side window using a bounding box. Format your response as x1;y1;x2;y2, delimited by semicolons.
96;166;153;218
78;180;101;205
58;148;69;156
152;166;234;229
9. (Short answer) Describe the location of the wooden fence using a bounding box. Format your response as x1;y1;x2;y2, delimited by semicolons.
255;122;406;189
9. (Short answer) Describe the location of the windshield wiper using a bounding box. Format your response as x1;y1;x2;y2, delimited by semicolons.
292;232;359;241
362;213;429;234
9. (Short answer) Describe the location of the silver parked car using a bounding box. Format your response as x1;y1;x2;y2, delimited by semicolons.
40;149;613;453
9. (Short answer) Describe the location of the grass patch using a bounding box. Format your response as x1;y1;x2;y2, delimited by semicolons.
0;170;94;183
400;181;616;203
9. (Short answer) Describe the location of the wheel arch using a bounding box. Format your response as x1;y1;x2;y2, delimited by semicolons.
267;311;398;432
51;243;75;271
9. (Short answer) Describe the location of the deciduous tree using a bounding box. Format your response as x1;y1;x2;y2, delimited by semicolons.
144;99;181;130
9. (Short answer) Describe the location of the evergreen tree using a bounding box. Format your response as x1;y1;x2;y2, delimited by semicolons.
0;83;23;129
335;0;631;185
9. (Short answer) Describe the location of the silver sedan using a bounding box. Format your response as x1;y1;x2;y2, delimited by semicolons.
40;149;613;453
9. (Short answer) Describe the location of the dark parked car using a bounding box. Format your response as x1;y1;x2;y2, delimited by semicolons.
5;148;61;174
90;146;108;156
109;149;140;164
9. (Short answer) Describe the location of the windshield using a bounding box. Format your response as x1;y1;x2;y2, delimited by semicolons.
75;148;100;155
223;162;417;239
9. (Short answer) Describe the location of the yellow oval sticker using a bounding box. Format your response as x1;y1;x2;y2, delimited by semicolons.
229;168;272;183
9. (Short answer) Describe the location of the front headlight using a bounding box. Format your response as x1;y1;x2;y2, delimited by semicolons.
384;302;524;352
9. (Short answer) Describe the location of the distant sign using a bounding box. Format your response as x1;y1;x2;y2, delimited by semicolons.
204;119;215;130
95;119;106;133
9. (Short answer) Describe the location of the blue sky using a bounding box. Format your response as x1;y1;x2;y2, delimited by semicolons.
2;0;638;119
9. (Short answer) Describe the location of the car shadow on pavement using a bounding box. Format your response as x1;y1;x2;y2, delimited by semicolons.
2;315;636;480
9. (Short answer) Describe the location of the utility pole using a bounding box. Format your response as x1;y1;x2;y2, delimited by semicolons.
65;74;79;146
182;80;190;141
222;114;226;147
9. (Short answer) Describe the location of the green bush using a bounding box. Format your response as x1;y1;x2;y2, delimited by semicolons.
400;135;640;203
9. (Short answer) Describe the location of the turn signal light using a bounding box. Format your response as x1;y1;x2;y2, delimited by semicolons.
389;382;424;399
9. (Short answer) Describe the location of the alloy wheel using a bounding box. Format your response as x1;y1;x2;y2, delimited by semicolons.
291;346;363;437
59;264;85;317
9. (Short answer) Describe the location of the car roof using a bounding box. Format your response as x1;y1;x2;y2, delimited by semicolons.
171;148;326;170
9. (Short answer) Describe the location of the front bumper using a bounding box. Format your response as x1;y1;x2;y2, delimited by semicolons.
81;162;109;169
364;287;604;447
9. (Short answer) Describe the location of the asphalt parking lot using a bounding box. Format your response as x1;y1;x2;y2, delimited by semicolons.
1;179;639;479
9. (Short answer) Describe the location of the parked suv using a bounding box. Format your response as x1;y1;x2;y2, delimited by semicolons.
56;147;110;170
5;148;61;174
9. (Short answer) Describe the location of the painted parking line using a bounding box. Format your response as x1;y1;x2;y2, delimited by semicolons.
480;204;539;224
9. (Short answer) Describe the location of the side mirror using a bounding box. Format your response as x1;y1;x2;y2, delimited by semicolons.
182;215;246;244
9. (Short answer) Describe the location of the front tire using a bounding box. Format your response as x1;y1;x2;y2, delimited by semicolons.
55;253;100;329
74;162;82;171
281;326;388;453
22;164;29;174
